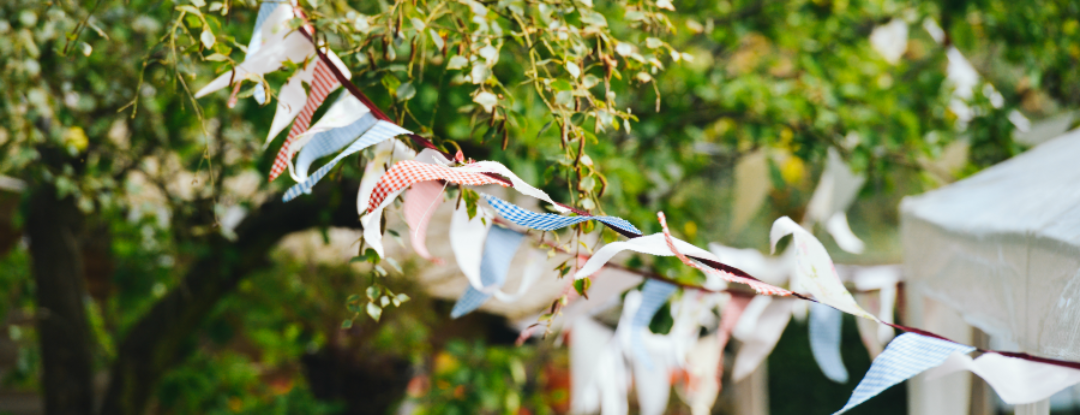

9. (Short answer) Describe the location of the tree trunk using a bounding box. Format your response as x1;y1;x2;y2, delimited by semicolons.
99;183;361;415
27;184;95;415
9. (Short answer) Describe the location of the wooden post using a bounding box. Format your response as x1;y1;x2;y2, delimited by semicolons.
1014;400;1050;415
905;289;973;415
732;361;769;415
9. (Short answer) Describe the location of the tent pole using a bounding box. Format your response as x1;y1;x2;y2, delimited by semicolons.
1014;399;1050;415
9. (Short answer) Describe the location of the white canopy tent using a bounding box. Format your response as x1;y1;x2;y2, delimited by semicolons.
901;128;1080;415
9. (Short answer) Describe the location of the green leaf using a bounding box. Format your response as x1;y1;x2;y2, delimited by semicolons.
381;74;401;95
341;319;353;329
537;120;554;138
366;302;382;322
396;82;416;101
463;188;480;219
200;29;215;49
366;286;380;301
384;257;402;274
447;55;469;70
573;278;591;299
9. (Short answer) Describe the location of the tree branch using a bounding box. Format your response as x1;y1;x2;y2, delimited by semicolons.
99;181;364;415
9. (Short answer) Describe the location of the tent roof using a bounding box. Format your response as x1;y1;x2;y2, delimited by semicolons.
902;128;1080;246
901;128;1080;359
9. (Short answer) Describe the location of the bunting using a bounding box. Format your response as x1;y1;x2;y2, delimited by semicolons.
282;121;410;202
810;302;849;383
268;60;341;181
482;193;641;235
659;212;791;296
834;333;974;414
194;6;1080;414
629;280;677;370
450;225;527;318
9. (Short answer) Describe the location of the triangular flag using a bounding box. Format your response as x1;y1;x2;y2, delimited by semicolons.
450;225;526;318
810;302;849;383
834;333;974;414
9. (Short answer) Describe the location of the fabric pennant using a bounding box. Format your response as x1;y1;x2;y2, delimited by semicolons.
283;121;411;202
356;141;420;216
677;335;721;415
263;50;351;147
449;201;492;292
716;294;752;389
364;161;512;214
491;249;547;302
574;233;726;291
926;352;1080;405
770;216;873;319
482;193;641;235
450;225;527;318
245;1;285;104
570;317;616;415
269;60;342;181
629;280;677;370
557;268;644;326
810;302;850;383
658;212;791;296
852;265;901;346
834;333;975;414
287;94;374;180
731;296;793;381
825;212;865;254
194;4;313;99
804;147;867;254
462;161;571;213
293;111;377;181
403;180;446;262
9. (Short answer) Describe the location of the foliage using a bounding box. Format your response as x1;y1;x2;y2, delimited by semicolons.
1;0;1078;413
410;340;564;415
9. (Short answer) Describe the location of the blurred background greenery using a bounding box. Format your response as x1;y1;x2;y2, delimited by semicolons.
1;0;1078;413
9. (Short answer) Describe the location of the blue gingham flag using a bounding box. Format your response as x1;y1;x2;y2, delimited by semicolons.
630;280;677;370
294;111;378;181
481;194;641;235
834;333;975;414
247;1;284;104
450;226;526;318
810;302;849;383
283;121;410;202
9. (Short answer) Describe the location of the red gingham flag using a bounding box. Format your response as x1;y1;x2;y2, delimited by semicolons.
269;60;340;182
366;160;510;213
657;212;792;296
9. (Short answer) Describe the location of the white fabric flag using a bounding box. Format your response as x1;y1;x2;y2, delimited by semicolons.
853;265;901;345
731;296;794;381
449;202;494;292
194;4;314;98
264;51;351;145
804;147;867;254
558;268;644;326
770;217;873;319
574;233;727;291
677;335;721;415
927;352;1080;405
455;161;570;213
570;317;615;415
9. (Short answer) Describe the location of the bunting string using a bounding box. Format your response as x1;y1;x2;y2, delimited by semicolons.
195;5;1080;413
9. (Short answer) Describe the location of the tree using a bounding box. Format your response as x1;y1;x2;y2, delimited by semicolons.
1;0;1076;414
